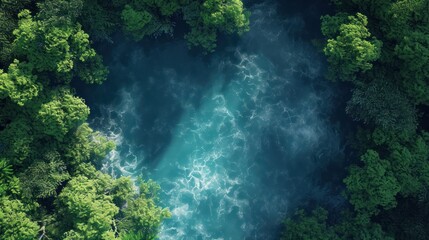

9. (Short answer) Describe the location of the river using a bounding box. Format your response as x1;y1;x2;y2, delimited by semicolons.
76;1;346;239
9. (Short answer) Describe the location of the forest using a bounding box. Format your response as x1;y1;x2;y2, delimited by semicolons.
0;0;248;239
283;0;429;239
0;0;428;239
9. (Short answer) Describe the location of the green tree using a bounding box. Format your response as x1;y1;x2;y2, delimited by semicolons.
19;152;70;199
121;5;156;41
282;207;340;240
334;212;393;240
184;0;250;53
282;208;393;240
13;9;107;84
201;0;250;35
383;0;429;40
141;0;181;17
0;197;39;240
0;0;33;15
33;88;90;141
387;133;429;197
79;0;122;42
395;31;429;104
0;0;33;66
321;13;382;82
118;179;171;240
37;0;84;25
76;54;109;85
0;59;41;106
344;150;400;216
0;11;17;66
0;117;33;165
0;159;13;195
120;0;177;41
57;174;119;239
0;2;171;239
62;123;115;168
346;80;417;134
119;0;250;53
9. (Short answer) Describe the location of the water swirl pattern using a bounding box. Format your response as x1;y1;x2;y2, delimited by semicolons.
80;2;344;239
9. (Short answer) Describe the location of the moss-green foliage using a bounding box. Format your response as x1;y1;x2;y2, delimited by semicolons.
0;197;39;240
62;123;116;168
283;208;340;240
0;11;17;66
114;0;249;52
120;231;146;240
19;152;70;199
285;0;429;239
321;13;381;82
395;31;429;104
121;4;159;40
14;10;91;73
35;88;90;141
121;0;181;40
79;0;122;42
0;60;41;106
54;168;169;240
58;174;120;239
0;0;33;67
78;0;249;52
346;80;417;135
344;150;400;216
0;117;34;165
0;158;13;195
0;2;172;239
282;208;393;240
201;0;249;35
13;9;107;84
368;131;429;198
185;0;250;53
335;0;429;105
76;54;109;85
118;179;172;240
36;0;84;25
378;196;429;240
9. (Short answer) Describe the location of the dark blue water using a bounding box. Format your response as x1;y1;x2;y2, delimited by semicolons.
77;1;345;239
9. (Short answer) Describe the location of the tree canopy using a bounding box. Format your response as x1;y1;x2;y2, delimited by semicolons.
284;0;429;239
0;1;181;239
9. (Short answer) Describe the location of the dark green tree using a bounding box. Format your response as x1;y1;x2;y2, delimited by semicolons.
19;152;70;199
282;207;340;240
346;80;417;134
344;150;400;216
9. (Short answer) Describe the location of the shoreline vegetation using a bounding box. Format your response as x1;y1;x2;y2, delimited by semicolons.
283;1;429;239
0;0;249;239
1;0;428;239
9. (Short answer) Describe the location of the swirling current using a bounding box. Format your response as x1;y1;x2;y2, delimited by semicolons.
76;1;346;239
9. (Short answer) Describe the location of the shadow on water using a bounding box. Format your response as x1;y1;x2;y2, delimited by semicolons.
75;37;228;167
276;0;334;39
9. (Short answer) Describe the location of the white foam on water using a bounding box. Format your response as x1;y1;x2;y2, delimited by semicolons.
91;2;344;239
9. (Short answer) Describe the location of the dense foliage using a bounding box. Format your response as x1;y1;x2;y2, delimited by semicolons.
70;0;250;52
0;0;249;238
283;0;429;239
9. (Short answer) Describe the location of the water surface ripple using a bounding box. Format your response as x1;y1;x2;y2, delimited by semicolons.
84;2;344;239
